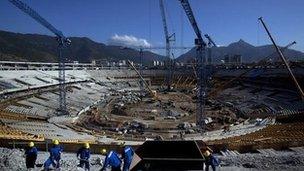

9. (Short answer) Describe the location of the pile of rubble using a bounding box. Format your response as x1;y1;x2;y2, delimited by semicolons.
177;122;198;134
218;149;304;170
0;148;25;170
118;121;149;135
116;90;142;105
111;90;142;116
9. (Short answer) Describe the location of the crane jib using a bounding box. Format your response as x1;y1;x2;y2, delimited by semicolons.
179;0;205;45
8;0;66;40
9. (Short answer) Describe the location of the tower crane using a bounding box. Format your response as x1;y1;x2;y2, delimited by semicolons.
8;0;71;115
178;0;207;129
189;34;216;72
159;0;176;90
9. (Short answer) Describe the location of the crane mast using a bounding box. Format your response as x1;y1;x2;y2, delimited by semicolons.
8;0;71;115
179;0;207;130
159;0;175;90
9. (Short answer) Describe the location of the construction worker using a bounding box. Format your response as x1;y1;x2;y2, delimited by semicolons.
121;143;134;171
101;149;122;171
25;141;38;170
44;139;63;170
77;142;91;171
202;146;219;171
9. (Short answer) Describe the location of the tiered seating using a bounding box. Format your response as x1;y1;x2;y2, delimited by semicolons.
7;121;95;142
0;124;44;141
0;110;27;121
5;105;48;117
3;82;108;117
220;84;304;118
0;70;91;94
0;80;16;90
207;122;304;149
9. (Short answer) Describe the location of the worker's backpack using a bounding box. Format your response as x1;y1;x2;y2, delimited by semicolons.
211;155;220;166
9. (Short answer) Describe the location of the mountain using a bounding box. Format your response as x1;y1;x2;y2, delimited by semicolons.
177;39;304;63
0;30;166;64
2;30;303;64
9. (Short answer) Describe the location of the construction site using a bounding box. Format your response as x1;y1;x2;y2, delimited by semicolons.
1;0;304;171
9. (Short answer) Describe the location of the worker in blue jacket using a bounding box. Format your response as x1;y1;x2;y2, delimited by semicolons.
202;146;220;171
44;139;63;170
100;149;122;171
121;145;134;171
77;142;91;171
25;141;38;169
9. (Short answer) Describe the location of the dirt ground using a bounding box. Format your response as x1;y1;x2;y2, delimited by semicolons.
77;90;243;140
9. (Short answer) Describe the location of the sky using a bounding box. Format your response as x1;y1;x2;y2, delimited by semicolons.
1;0;304;56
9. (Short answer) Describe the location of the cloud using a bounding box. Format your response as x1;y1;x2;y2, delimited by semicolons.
108;34;151;48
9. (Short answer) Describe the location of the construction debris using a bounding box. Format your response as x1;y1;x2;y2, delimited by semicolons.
219;148;304;170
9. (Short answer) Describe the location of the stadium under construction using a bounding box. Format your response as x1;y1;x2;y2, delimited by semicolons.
1;60;304;170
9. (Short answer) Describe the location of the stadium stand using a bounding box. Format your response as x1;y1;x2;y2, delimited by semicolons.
5;120;94;142
207;122;304;152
